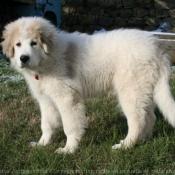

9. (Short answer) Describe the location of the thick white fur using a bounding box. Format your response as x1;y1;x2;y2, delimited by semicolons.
2;17;175;153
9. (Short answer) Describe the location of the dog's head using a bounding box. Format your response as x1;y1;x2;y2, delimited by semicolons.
1;17;56;70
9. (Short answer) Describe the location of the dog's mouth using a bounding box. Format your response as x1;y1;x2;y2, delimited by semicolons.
20;62;30;68
20;61;38;70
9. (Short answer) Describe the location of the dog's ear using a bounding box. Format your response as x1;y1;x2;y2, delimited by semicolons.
1;31;14;58
39;29;55;54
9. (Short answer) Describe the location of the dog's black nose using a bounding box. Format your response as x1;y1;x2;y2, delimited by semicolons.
20;55;30;63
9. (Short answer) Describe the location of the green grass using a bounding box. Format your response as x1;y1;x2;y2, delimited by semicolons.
1;60;175;174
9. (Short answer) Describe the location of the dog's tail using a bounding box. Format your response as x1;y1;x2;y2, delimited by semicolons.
153;53;175;127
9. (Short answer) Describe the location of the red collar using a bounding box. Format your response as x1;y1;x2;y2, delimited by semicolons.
35;75;39;80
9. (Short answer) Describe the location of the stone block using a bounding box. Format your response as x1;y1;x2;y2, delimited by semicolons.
91;7;101;15
146;17;160;27
133;8;149;17
98;0;122;8
128;18;145;28
98;16;114;26
150;9;156;17
65;0;83;7
79;15;96;25
104;9;120;17
62;7;74;14
136;0;152;4
169;10;175;19
76;7;89;15
122;0;137;8
156;10;169;18
86;0;98;6
114;17;127;27
154;0;175;9
155;0;168;9
136;0;154;8
120;9;133;18
62;15;79;26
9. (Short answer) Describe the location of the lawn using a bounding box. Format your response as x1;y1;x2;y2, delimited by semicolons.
1;59;175;174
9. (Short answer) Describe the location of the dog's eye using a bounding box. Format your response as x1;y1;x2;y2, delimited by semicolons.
16;42;21;47
31;41;37;46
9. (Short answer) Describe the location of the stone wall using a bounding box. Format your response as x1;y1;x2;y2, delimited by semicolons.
61;0;175;33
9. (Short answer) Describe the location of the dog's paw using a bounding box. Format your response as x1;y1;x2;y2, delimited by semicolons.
112;140;124;149
54;147;75;154
30;142;38;147
55;147;69;154
112;144;122;149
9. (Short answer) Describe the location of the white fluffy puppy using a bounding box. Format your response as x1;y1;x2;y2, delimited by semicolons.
1;17;175;154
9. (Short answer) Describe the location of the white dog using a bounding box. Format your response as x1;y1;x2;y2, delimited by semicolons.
1;17;175;154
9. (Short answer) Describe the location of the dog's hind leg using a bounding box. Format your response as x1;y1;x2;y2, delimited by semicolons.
140;106;156;140
31;95;62;147
112;112;147;149
112;86;153;149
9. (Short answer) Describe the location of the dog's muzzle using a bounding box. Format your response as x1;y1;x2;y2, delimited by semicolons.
20;55;30;67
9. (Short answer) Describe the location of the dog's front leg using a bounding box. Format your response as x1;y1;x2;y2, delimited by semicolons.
31;95;62;147
54;95;87;154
